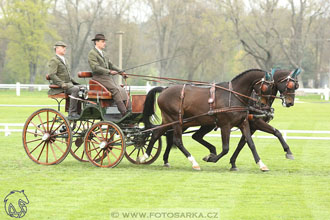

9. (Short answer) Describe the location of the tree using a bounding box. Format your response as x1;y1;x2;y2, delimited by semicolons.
145;0;187;77
0;1;9;83
2;0;55;84
271;0;330;86
53;0;104;76
224;0;280;70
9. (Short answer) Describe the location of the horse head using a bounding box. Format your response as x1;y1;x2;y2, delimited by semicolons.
274;68;301;107
252;71;275;106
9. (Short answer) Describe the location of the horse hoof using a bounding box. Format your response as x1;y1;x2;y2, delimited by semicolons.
164;163;171;168
202;153;216;162
230;167;239;171
260;166;270;172
286;153;294;160
192;165;201;171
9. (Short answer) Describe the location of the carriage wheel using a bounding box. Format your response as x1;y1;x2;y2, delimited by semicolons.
125;134;162;165
70;119;100;162
22;108;72;165
84;121;126;168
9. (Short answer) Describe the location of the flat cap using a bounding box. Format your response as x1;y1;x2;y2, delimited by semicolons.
54;41;67;47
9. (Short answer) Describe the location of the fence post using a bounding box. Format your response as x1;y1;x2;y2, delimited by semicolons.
324;85;329;101
283;130;287;141
146;82;151;93
16;82;21;96
4;125;11;136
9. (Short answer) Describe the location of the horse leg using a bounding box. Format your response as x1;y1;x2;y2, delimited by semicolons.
253;119;294;159
206;125;231;163
172;124;200;170
238;119;269;172
138;126;168;163
191;125;217;161
163;130;174;167
229;129;256;171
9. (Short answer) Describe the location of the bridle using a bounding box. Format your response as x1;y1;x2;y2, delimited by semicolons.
277;71;299;99
253;74;275;108
255;78;274;98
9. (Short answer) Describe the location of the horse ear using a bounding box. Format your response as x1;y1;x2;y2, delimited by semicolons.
265;72;271;81
270;68;276;80
291;68;301;78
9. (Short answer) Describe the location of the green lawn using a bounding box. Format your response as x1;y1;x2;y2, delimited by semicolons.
0;90;329;220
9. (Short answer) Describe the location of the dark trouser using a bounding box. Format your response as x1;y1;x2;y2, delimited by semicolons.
66;85;84;115
92;75;128;115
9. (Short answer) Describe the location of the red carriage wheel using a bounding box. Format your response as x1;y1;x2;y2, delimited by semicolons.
125;134;162;165
70;119;100;162
84;121;126;168
22;108;72;165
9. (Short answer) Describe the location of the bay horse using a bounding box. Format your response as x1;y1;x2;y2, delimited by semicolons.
229;68;301;170
140;69;274;171
160;69;301;171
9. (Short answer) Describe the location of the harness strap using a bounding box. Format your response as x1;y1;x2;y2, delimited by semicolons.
142;106;248;134
179;84;186;125
228;81;233;107
208;83;216;111
124;72;263;103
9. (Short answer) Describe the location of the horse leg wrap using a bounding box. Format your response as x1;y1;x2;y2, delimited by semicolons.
188;156;200;170
139;152;149;162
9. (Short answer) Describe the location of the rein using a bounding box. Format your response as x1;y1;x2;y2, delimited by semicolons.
124;73;263;103
141;106;248;134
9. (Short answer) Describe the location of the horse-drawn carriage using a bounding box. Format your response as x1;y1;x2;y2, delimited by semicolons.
22;71;162;168
22;68;301;171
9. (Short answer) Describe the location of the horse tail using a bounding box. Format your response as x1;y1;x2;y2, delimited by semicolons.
143;87;165;129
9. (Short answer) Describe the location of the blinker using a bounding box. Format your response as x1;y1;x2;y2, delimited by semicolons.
287;81;295;89
261;84;269;92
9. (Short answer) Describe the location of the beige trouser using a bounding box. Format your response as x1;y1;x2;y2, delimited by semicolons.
92;75;128;115
65;85;84;115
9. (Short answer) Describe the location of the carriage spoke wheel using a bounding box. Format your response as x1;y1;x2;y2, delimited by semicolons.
84;121;126;168
22;108;72;165
70;119;100;162
125;134;162;165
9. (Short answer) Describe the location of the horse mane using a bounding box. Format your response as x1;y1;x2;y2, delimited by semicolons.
231;69;265;82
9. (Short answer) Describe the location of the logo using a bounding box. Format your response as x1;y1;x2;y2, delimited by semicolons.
4;190;29;218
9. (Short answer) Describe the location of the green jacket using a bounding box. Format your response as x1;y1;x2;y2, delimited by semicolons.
88;48;120;76
47;55;79;95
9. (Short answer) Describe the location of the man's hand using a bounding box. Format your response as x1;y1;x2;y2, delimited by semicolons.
110;70;118;75
61;83;68;90
120;72;128;79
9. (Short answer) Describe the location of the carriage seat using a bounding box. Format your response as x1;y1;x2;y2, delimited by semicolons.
46;74;68;99
78;71;112;99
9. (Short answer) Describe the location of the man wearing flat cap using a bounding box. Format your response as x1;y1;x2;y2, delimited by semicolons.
48;41;82;120
88;34;129;116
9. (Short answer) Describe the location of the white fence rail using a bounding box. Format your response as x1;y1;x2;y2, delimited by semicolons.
1;83;330;100
0;83;153;96
1;123;330;141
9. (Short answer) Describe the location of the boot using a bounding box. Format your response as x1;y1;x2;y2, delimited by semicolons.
116;101;127;116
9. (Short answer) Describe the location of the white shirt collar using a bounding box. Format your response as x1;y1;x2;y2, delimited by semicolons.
95;46;104;57
56;54;66;64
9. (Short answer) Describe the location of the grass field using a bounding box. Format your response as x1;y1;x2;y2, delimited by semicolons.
0;90;330;220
